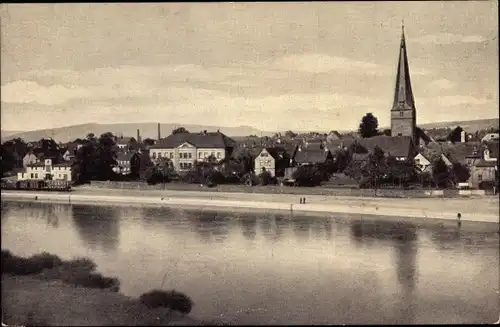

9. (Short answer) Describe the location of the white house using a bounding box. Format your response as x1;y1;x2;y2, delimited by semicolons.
148;131;236;172
17;159;72;182
22;153;40;168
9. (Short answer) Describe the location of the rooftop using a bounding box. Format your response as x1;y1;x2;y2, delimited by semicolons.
150;132;236;149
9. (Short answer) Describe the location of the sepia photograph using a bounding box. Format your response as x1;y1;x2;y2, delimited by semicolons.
1;2;499;325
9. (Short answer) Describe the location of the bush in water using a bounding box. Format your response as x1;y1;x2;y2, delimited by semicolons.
139;289;194;314
1;250;119;292
2;250;63;275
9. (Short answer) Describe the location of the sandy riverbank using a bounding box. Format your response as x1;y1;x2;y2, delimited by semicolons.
2;189;499;224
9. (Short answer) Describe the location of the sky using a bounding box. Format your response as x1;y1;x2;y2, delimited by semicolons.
1;2;498;132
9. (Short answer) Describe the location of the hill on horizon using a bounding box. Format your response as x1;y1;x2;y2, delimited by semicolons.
0;122;274;143
1;118;498;143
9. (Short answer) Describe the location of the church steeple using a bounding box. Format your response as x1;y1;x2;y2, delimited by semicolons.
392;21;416;111
390;21;417;142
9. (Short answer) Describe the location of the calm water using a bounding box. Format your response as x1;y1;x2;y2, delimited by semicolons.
1;201;499;325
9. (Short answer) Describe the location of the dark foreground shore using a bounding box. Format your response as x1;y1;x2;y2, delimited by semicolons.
1;251;207;326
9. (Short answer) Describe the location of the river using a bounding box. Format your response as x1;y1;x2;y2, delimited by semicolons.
1;200;498;324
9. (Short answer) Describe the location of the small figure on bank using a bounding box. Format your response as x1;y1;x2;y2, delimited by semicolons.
303;197;306;204
300;198;303;204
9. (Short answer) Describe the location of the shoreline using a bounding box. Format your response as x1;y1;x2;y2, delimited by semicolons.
1;250;205;326
2;190;499;224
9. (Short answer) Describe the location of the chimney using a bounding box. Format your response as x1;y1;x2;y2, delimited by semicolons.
460;130;466;143
137;129;141;143
157;123;161;140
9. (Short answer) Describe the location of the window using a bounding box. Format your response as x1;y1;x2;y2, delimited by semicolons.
152;152;157;159
199;152;203;159
204;152;208;158
217;152;221;159
170;152;173;159
35;173;38;179
188;162;193;169
31;173;34;179
400;111;404;117
188;153;192;159
478;174;483;181
211;152;215;157
158;152;162;158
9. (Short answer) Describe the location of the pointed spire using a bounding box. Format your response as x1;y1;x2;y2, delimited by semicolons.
392;20;415;111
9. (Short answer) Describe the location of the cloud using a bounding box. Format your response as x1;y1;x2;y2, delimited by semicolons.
410;33;488;45
272;53;429;76
1;81;90;105
429;79;456;90
435;95;489;106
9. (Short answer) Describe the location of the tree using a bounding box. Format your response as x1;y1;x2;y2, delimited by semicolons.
73;132;117;184
172;127;189;135
142;138;156;146
432;158;452;189
447;126;464;143
382;129;391;136
358;113;379;138
292;165;323;186
364;146;387;189
451;162;470;184
258;169;274;186
385;156;418;187
284;130;297;139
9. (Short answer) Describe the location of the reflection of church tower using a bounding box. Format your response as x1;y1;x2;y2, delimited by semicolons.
391;22;417;143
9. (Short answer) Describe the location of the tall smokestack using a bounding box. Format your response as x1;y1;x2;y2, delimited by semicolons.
137;129;141;143
157;123;161;141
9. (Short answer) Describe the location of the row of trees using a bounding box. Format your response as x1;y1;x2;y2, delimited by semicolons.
342;145;470;189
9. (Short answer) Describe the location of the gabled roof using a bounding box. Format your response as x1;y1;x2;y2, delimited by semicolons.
294;148;332;164
358;135;413;158
261;147;288;160
150;132;236;149
475;160;497;168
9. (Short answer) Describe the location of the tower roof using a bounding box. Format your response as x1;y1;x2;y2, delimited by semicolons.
391;22;416;111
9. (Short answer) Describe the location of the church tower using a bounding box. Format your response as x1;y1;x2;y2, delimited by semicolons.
391;22;417;142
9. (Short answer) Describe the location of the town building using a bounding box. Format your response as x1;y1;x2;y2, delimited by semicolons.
148;131;237;172
17;159;73;182
254;147;291;177
113;151;139;175
293;142;333;166
481;133;499;143
390;23;417;143
22;152;40;167
116;136;138;151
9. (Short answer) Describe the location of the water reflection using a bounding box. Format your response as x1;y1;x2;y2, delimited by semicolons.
191;211;230;243
71;205;120;251
350;219;419;323
291;216;312;240
240;214;258;240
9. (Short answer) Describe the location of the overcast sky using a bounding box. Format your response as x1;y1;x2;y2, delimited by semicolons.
1;2;498;132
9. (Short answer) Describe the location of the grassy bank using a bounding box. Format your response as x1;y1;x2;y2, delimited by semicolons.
87;181;492;198
1;250;203;326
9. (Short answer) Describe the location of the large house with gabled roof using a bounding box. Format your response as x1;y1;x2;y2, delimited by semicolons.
148;131;237;172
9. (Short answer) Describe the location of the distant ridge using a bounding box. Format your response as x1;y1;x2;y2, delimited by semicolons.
0;122;274;143
1;118;498;143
